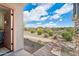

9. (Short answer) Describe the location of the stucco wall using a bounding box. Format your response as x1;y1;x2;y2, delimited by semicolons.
13;5;24;51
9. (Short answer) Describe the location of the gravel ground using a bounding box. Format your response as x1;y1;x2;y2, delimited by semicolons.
24;38;44;53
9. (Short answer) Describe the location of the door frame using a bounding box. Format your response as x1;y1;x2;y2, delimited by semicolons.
0;4;14;51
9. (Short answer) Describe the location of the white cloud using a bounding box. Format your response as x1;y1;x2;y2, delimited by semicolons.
35;22;55;28
40;16;49;20
50;14;60;19
49;22;57;26
24;3;73;28
24;3;54;21
24;24;34;28
59;18;63;21
38;3;54;10
23;11;30;22
49;22;53;24
24;3;73;22
32;3;37;6
44;23;57;28
36;22;42;25
55;3;73;15
50;3;73;20
29;7;48;21
25;21;57;28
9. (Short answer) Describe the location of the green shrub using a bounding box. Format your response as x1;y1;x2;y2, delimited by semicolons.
44;29;53;36
62;32;73;41
30;29;35;33
60;28;64;30
53;35;57;40
37;28;43;35
66;28;74;36
48;32;53;36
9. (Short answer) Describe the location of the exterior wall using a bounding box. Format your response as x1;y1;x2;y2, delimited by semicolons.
13;5;24;51
74;4;79;45
0;3;25;51
73;3;79;55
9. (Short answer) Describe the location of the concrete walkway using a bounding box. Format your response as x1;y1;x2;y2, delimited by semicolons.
24;39;43;53
4;49;33;56
33;42;59;56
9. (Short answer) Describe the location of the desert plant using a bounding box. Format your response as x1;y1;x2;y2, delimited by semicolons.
37;40;42;44
60;27;64;30
53;35;57;40
66;28;75;36
44;29;49;33
48;31;53;36
44;29;53;36
37;28;43;35
30;29;35;33
62;32;73;41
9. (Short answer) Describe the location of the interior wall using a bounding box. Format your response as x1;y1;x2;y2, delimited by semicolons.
0;13;4;30
0;11;4;47
0;9;7;30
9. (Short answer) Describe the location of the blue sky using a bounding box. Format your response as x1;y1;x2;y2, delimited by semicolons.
23;3;74;28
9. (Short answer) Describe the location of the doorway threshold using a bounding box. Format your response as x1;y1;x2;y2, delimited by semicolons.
0;47;11;56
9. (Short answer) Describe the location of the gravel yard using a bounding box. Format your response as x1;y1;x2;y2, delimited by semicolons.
24;38;44;53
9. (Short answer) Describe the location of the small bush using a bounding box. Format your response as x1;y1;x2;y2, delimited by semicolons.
48;32;53;36
62;32;73;41
37;28;43;35
44;29;53;36
53;35;57;40
60;28;64;30
66;28;74;36
30;29;35;33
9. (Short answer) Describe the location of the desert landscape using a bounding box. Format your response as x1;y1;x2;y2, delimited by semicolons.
24;27;76;55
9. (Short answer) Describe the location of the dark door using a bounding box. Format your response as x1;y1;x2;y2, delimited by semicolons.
4;9;12;50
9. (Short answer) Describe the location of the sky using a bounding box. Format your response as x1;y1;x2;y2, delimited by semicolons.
23;3;74;28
